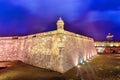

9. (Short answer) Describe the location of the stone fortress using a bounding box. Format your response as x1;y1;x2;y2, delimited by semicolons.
0;18;97;73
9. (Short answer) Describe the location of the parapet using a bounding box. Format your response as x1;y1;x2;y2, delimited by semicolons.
0;18;94;42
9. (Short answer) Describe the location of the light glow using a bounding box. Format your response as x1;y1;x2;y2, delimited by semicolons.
97;47;105;53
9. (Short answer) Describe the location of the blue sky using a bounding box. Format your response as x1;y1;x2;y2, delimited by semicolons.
0;0;120;40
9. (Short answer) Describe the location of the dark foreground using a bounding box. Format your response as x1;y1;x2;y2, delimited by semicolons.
0;54;120;80
0;61;64;80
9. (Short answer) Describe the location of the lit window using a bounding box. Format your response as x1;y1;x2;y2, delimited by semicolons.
110;43;114;47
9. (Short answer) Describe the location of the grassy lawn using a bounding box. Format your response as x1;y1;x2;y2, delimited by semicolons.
0;54;120;80
64;54;120;80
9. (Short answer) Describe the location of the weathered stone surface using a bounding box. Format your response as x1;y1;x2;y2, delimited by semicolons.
0;18;97;73
0;30;97;73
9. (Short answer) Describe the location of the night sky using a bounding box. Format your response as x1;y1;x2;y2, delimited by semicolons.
0;0;120;41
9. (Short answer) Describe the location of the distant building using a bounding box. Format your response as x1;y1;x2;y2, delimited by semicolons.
95;33;120;53
95;41;120;53
106;33;114;41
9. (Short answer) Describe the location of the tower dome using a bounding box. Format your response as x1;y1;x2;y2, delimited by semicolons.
106;33;114;41
56;17;64;30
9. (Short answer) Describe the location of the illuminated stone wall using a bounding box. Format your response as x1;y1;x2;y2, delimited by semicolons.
0;30;97;73
26;31;61;71
0;38;27;62
58;31;97;72
0;18;97;73
25;30;97;73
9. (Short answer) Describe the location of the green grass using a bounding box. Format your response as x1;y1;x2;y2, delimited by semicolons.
64;54;120;80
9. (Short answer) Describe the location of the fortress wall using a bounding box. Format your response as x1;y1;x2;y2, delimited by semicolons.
25;31;67;72
0;18;97;73
0;30;97;73
60;31;97;73
0;39;27;62
26;34;54;70
0;31;63;72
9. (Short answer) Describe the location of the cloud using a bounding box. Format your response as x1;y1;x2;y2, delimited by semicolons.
87;10;120;25
9;0;91;21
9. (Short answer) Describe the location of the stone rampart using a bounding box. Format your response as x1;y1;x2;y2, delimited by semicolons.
0;30;97;73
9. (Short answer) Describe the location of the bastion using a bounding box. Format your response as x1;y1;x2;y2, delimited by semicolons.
0;18;97;73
